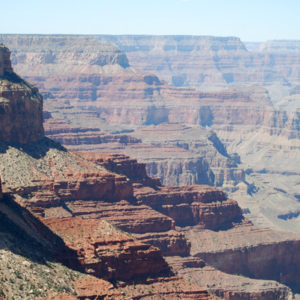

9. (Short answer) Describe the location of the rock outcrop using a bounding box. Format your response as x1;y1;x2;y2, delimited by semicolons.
166;257;293;300
0;44;44;144
44;116;142;147
0;43;13;76
78;152;161;187
44;217;171;281
134;185;242;229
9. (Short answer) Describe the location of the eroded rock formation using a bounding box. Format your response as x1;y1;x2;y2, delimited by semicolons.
0;44;44;144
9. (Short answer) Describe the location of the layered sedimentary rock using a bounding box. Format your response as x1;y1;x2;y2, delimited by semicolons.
0;48;219;299
59;198;191;257
183;222;300;290
1;34;299;233
73;275;218;300
44;115;141;146
2;40;300;299
80;147;300;297
95;35;300;94
166;257;293;300
44;217;171;281
0;44;43;144
78;152;161;187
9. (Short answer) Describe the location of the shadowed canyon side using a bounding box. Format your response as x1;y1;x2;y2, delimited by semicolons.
0;35;299;232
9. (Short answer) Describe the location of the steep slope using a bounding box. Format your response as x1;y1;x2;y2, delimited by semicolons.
0;44;43;143
0;180;83;299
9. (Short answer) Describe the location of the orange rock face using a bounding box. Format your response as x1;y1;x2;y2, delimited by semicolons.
64;199;174;234
0;139;133;215
59;199;191;257
0;45;44;144
44;217;171;281
78;152;161;187
134;185;243;229
74;276;122;299
72;275;219;300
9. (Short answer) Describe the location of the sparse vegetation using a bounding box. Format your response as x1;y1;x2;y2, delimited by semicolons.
0;249;82;300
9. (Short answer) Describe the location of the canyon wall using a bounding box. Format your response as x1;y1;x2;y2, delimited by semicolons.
0;34;299;234
95;35;300;94
0;44;43;144
0;47;220;299
0;63;299;300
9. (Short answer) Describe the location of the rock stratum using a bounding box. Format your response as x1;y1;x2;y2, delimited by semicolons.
0;44;43;144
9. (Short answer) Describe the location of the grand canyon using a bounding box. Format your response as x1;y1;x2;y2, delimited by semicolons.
0;33;299;300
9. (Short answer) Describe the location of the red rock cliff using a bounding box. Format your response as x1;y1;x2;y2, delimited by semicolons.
0;44;43;144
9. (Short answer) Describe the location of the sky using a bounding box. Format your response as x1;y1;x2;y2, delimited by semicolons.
1;0;300;42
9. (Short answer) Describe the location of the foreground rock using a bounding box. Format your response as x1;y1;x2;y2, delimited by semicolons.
44;217;171;281
0;189;82;299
